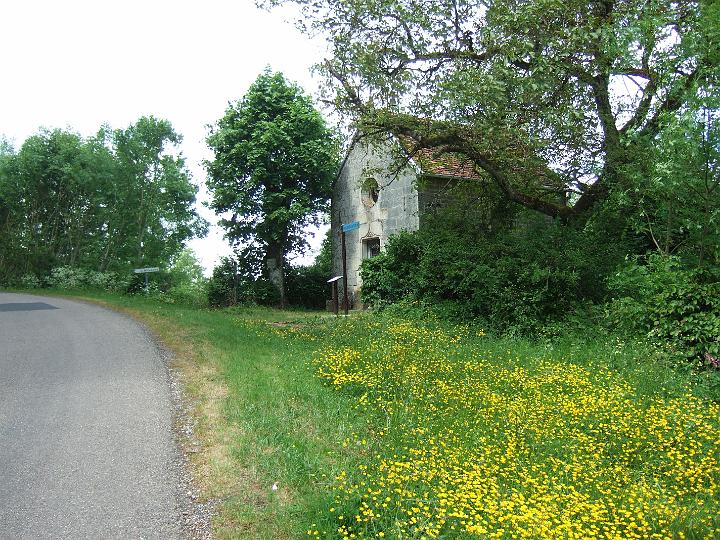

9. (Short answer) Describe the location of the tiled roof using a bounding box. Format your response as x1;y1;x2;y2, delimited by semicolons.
397;135;484;180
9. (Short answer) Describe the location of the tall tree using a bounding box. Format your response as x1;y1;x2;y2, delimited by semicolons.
0;129;112;277
264;0;719;223
206;70;338;306
109;117;208;270
624;101;720;265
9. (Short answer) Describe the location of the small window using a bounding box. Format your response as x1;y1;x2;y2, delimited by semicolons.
362;237;381;259
361;178;380;208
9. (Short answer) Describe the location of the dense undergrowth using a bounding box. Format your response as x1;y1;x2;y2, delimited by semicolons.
359;212;720;364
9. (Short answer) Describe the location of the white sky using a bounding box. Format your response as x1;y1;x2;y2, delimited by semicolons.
0;0;330;274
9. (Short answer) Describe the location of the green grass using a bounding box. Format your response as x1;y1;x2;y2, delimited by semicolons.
310;317;720;539
13;289;369;538
9;289;720;539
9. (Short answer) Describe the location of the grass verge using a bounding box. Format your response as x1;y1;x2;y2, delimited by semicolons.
18;289;370;539
11;290;720;539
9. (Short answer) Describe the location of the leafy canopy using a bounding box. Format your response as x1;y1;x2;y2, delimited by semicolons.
264;0;719;220
206;69;339;259
0;118;207;284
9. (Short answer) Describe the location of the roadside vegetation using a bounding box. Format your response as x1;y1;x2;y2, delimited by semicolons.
311;314;720;539
0;117;207;285
2;1;718;538
19;290;719;539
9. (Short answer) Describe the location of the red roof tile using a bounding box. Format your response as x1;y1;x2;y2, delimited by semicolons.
396;135;484;180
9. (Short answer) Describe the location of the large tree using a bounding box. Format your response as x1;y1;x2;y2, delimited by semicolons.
265;0;719;223
206;70;338;306
0;129;115;278
108;117;208;270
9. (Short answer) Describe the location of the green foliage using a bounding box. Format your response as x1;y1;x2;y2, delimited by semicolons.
208;234;331;310
160;248;208;308
285;265;329;309
206;255;280;308
311;314;720;538
155;283;209;308
206;69;339;305
207;263;230;307
286;233;333;310
110;117;208;269
168;248;205;287
206;257;237;308
358;231;421;308
361;212;628;334
267;0;719;222
608;254;720;361
615;104;720;267
19;273;42;289
20;266;132;292
0;119;207;285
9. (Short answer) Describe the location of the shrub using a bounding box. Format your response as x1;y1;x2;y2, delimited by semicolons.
125;271;171;295
19;273;43;289
285;264;330;309
360;213;626;334
608;254;720;361
207;258;237;307
209;234;332;310
359;231;422;308
47;266;129;292
156;283;209;308
207;256;280;307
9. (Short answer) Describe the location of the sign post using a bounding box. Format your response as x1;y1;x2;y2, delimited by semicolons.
327;276;343;316
133;267;160;293
340;221;360;316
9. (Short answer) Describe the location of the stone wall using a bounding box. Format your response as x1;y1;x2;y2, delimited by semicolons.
331;136;420;306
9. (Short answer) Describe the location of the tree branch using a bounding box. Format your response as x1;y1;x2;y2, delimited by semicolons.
363;115;577;219
638;66;703;139
325;61;366;112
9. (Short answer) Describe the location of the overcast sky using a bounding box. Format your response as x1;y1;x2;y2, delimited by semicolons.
0;0;329;273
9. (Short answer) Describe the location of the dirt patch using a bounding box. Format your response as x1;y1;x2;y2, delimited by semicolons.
267;321;304;329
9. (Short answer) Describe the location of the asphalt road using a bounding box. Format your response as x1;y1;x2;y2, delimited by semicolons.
0;292;184;539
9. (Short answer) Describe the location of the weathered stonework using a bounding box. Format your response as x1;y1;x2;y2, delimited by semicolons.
331;136;420;306
331;135;483;307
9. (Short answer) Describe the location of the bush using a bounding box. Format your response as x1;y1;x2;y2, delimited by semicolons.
155;283;209;308
47;266;130;292
285;264;330;310
19;273;43;289
125;271;172;295
207;258;236;307
209;234;332;310
207;256;280;307
608;254;720;361
359;231;422;308
360;213;626;334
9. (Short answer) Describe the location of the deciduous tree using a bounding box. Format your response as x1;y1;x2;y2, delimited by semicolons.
0;118;207;284
264;0;719;223
110;117;208;270
206;70;338;306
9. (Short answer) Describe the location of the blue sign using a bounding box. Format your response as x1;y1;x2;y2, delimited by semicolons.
341;221;360;233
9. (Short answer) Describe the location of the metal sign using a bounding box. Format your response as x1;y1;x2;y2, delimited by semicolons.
133;267;160;274
341;221;360;233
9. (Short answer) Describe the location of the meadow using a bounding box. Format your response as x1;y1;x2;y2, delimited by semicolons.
23;291;720;539
307;317;720;539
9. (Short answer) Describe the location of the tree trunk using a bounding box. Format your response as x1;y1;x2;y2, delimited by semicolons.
266;242;286;308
